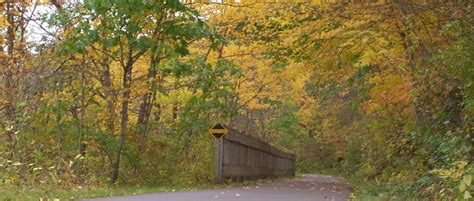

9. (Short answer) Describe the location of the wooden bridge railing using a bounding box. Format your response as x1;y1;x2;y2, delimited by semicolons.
214;128;296;183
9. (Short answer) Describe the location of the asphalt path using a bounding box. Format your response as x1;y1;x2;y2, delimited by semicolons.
83;174;352;201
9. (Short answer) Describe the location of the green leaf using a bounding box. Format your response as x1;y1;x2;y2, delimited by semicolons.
175;46;189;56
104;38;117;47
460;182;466;192
463;175;472;186
136;36;153;50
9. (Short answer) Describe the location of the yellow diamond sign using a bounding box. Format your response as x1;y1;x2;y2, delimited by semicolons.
209;123;228;139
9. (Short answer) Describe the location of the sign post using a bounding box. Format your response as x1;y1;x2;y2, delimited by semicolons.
214;137;223;184
210;123;228;184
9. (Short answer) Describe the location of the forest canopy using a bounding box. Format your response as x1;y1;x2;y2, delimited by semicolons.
0;0;473;200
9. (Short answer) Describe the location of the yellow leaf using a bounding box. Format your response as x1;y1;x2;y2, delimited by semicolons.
464;191;472;200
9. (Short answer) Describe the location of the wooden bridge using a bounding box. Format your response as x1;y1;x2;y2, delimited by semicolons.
214;128;296;183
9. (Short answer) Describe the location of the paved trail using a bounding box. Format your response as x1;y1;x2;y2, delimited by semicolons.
83;174;352;201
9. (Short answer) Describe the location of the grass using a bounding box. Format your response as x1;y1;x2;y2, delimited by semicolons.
0;184;211;201
345;177;386;201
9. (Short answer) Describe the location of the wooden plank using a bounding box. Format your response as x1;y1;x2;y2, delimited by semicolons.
225;129;296;160
216;128;296;183
223;140;230;165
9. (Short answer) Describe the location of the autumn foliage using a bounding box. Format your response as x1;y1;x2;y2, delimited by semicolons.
0;0;473;200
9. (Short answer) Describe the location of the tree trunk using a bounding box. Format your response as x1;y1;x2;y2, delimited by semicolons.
111;63;132;183
135;55;161;172
4;2;18;160
137;56;160;136
102;67;117;140
397;4;429;129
